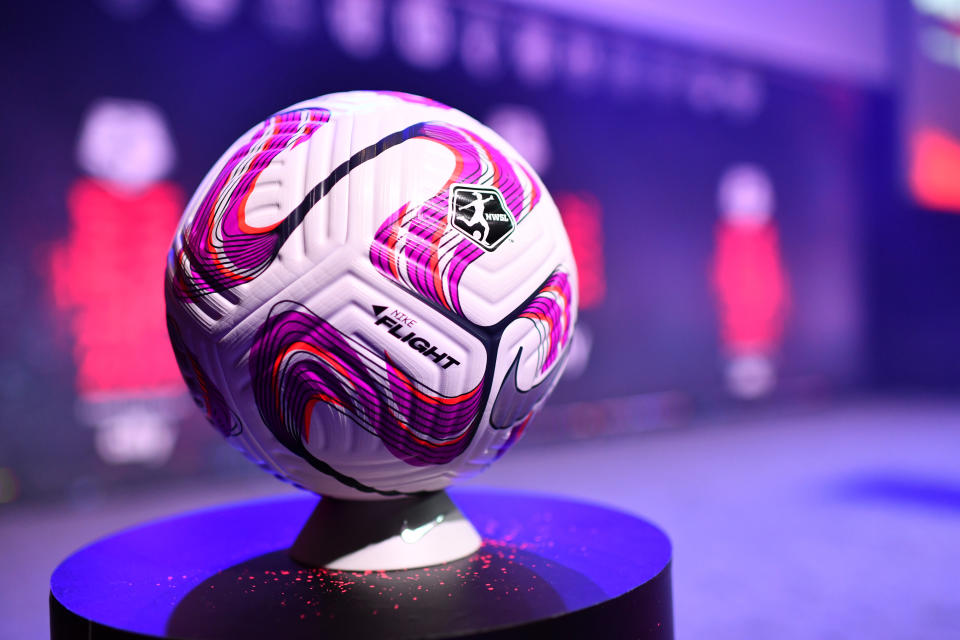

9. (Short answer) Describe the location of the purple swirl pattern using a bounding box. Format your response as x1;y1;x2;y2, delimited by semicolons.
249;302;485;477
369;122;542;318
385;357;485;466
173;108;329;299
166;315;240;437
520;269;574;374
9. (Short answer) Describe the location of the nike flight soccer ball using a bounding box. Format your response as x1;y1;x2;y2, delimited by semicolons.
165;91;577;499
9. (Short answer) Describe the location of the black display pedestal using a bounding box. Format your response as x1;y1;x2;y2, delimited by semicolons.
50;489;673;639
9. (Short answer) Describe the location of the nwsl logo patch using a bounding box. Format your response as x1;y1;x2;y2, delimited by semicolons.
449;184;515;251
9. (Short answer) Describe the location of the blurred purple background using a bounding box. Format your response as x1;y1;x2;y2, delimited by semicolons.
1;1;959;638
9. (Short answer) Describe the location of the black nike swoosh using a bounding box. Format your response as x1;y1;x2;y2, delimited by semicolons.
490;346;568;430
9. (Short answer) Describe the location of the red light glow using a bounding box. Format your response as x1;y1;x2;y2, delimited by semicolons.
910;127;960;213
556;191;605;309
50;178;185;395
710;221;790;354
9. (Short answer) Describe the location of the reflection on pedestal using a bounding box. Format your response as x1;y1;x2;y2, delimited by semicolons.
50;489;673;639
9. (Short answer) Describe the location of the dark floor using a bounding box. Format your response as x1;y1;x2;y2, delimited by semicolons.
2;398;959;639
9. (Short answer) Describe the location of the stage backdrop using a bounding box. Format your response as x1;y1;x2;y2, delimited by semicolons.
0;0;883;500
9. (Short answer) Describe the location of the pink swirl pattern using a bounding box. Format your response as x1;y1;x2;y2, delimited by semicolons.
249;302;485;476
166;316;240;437
520;270;574;374
369;122;541;318
173;108;329;299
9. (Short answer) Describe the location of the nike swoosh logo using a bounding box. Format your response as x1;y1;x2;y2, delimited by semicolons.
490;346;568;430
400;515;446;544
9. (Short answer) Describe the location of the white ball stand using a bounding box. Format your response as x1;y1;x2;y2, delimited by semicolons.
288;490;482;571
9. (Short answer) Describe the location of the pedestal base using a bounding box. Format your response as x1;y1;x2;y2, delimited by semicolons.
289;490;482;571
50;489;673;639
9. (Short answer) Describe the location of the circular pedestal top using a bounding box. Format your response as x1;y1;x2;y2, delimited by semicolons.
50;489;672;639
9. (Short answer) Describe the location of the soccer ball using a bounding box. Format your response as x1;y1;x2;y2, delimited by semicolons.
165;91;577;500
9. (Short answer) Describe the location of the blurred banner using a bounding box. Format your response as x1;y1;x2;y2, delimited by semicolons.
903;0;960;212
0;0;879;500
